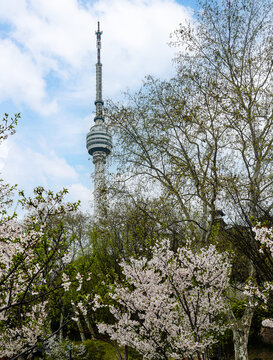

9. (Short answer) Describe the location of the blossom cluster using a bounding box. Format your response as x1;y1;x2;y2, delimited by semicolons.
94;240;231;359
0;182;77;358
262;319;273;328
252;225;273;328
253;224;273;256
62;271;91;323
1;302;48;358
0;215;48;356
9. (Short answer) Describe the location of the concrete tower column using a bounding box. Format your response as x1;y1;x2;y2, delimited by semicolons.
92;151;107;216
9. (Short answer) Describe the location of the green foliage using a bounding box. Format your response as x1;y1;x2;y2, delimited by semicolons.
45;338;143;360
83;339;107;359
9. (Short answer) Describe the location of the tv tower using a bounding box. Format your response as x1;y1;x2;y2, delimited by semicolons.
86;22;112;218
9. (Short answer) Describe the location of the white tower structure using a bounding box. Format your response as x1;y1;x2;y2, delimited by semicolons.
86;22;112;218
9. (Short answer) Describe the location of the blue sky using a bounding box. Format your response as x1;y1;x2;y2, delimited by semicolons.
0;0;195;213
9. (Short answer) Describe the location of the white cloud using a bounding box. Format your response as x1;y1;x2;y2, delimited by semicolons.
45;114;91;153
0;139;78;191
0;39;57;114
99;0;192;92
0;138;12;172
0;0;192;111
67;183;93;213
0;0;93;114
0;137;92;213
0;0;92;68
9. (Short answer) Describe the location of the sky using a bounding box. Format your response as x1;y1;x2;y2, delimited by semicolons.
0;0;195;214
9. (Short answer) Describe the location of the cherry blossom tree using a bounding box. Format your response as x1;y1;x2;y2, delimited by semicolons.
0;114;79;358
93;241;231;360
65;224;273;360
253;224;273;316
0;186;78;358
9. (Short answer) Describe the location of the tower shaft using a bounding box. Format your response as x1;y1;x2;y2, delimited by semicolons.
93;152;106;216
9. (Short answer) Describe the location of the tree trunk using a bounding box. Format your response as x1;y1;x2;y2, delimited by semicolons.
72;303;86;342
59;306;64;341
230;306;254;360
83;313;96;338
123;345;128;360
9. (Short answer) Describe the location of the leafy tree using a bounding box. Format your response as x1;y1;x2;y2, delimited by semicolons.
103;0;272;358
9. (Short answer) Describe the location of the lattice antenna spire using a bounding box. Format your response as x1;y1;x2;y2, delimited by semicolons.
95;21;103;118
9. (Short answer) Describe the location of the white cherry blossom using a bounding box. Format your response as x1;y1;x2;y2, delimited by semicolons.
94;240;231;359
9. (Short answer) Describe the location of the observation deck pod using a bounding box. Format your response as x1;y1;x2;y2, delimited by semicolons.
86;119;112;156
